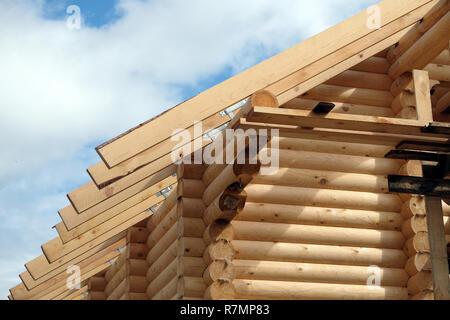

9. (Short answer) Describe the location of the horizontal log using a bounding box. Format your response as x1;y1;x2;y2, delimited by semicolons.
275;136;392;158
390;72;414;97
88;277;106;291
180;198;205;219
147;206;177;248
389;12;450;79
122;293;148;300
405;252;431;276
232;240;407;268
302;84;393;107
178;179;205;199
231;220;405;249
203;190;247;226
147;188;178;232
436;92;450;113
237;202;402;231
402;216;428;238
182;277;207;298
128;227;148;244
410;290;434;300
401;196;426;219
391;91;417;114
146;222;178;266
233;260;408;287
253;167;389;193
203;161;260;207
245;184;403;212
387;0;450;63
426;63;450;82
404;232;430;257
351;56;391;74
151;276;177;300
232;279;408;300
325;70;393;90
283;98;395;117
276;148;402;175
180;218;206;238
203;260;235;285
129;275;148;293
432;48;450;65
407;271;433;295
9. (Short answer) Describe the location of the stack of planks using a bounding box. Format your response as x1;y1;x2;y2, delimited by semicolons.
102;222;149;300
145;165;207;300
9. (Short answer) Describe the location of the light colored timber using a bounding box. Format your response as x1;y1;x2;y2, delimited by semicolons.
300;84;393;107
67;164;176;215
389;12;450;79
41;208;151;266
203;161;260;207
245;184;403;212
38;262;111;300
253;167;390;194
178;179;205;199
411;290;435;300
405;252;432;276
275;136;392;158
408;271;433;295
25;231;126;281
387;0;449;63
59;175;174;231
413;69;434;121
391;91;417;114
325;70;393;90
232;260;408;287
128;226;149;244
232;279;408;300
237;202;402;231
146;206;178;248
432;48;450;64
88;109;238;188
12;249;116;300
247;106;450;139
391;72;414;97
147;188;178;232
425;63;450;82
238;119;449;150
57;185;166;242
230;220;405;249
20;236;123;290
350;56;391;74
231;240;407;268
42;195;162;263
404;232;430;257
96;0;433;167
275;25;415;105
62;285;88;300
282;98;395;117
275;148;401;175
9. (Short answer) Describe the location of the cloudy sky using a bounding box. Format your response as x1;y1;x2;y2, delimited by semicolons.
0;0;380;298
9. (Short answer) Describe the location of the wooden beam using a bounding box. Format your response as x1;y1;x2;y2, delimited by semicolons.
387;0;449;63
425;64;450;82
95;0;434;168
67;163;176;214
25;231;126;280
57;186;165;243
238;119;449;148
247;106;450;138
20;237;123;290
389;11;450;79
42;192;168;263
413;69;434;121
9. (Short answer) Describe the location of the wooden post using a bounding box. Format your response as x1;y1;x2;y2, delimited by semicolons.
414;68;450;300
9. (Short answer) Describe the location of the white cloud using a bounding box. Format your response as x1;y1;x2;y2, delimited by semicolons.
0;0;379;298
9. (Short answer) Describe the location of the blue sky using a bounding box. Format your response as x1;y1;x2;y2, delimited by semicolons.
0;0;380;298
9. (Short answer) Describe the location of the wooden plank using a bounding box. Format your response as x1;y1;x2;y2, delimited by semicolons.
25;232;126;280
239;119;449;148
247;106;450;138
57;184;167;242
389;12;450;79
425;196;450;299
88;108;239;188
42;198;161;263
95;0;434;168
282;98;395;117
20;238;123;290
413;70;434;121
39;262;111;300
67;163;176;214
61;285;88;300
425;64;450;82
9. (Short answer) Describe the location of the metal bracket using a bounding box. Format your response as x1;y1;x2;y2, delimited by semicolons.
157;185;173;199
